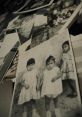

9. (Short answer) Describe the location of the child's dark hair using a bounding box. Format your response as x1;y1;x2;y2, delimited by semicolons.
46;55;55;65
27;58;35;66
62;41;69;49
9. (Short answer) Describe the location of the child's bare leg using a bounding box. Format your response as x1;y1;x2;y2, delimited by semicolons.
23;102;32;117
66;79;77;97
53;98;61;117
27;101;32;117
32;100;36;116
32;99;40;117
45;96;51;117
23;103;28;117
49;98;56;117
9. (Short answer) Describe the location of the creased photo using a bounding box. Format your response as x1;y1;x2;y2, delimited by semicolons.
9;30;81;117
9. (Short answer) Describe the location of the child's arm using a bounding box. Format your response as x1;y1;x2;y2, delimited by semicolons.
21;79;29;89
61;59;67;73
51;69;62;82
36;72;44;91
16;71;29;89
36;75;40;91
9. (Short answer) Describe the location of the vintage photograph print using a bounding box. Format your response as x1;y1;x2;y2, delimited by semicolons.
9;30;81;117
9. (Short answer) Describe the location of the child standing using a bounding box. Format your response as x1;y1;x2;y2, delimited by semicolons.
18;58;39;117
41;56;63;117
61;41;77;97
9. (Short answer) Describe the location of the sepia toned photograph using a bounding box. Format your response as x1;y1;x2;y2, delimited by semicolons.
9;30;81;117
0;1;82;117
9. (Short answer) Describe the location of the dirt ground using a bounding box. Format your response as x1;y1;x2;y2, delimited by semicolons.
10;83;81;117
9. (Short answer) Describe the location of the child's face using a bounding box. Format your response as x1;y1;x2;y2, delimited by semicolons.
27;64;35;71
46;59;55;70
63;44;70;53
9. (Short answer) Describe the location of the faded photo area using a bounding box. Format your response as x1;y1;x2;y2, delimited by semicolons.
9;30;81;117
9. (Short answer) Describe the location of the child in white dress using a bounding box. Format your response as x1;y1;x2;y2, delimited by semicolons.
61;41;77;97
18;58;39;117
41;56;63;117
